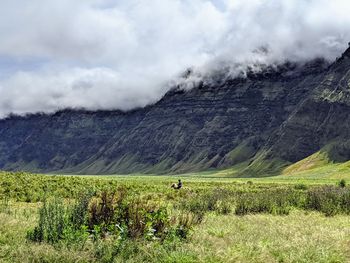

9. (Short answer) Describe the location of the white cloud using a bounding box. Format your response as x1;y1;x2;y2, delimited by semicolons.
0;0;349;117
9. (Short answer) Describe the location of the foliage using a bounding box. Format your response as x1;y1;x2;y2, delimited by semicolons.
234;189;300;216
27;188;199;252
27;198;68;244
338;179;347;188
305;186;350;216
294;183;308;190
2;172;350;262
0;196;11;215
180;188;233;218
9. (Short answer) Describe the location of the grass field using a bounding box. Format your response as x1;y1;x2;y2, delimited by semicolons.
1;170;350;263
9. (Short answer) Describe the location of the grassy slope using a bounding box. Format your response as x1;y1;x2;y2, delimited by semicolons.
280;152;350;180
177;150;350;184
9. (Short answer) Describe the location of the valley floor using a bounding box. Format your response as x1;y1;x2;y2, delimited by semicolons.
1;206;350;263
1;172;350;262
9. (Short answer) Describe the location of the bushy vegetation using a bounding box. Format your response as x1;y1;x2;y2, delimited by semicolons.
338;179;347;188
179;188;233;219
27;188;199;253
0;172;120;202
235;189;298;216
1;172;350;262
234;185;350;217
305;186;350;216
26;194;92;245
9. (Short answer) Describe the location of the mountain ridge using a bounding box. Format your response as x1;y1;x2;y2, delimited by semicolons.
0;47;350;176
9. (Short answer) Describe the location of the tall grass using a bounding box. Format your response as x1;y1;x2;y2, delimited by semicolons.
234;189;304;216
0;196;11;214
233;185;350;216
2;173;350;263
305;186;350;216
27;188;200;252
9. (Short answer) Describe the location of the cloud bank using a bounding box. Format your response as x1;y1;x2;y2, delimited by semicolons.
0;0;350;117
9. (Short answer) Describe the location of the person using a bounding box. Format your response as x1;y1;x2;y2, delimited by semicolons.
171;179;182;190
177;179;182;189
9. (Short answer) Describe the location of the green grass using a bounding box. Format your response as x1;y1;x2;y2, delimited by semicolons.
2;148;350;262
1;170;350;262
186;211;350;263
176;150;350;184
2;205;349;263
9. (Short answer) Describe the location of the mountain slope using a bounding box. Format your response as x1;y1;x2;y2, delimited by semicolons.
253;46;350;173
1;47;350;175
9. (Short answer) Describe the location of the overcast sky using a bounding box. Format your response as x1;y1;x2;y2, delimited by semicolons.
0;0;350;117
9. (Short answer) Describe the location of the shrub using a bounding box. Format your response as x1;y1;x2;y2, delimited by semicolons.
28;188;198;247
87;189;171;240
180;188;233;217
338;179;346;188
172;212;202;240
247;181;253;186
71;191;94;230
234;189;302;216
88;191;118;233
217;200;232;215
121;199;169;240
294;183;308;190
27;192;93;244
27;198;67;244
0;196;11;215
305;186;350;216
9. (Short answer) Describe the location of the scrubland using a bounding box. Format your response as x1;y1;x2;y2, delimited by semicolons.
1;172;350;263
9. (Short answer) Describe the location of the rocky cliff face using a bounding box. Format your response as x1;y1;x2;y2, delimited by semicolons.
264;47;350;165
0;47;350;175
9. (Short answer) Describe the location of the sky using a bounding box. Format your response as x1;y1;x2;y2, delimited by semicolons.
0;0;350;117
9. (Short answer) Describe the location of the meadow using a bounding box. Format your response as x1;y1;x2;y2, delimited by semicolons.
1;170;350;263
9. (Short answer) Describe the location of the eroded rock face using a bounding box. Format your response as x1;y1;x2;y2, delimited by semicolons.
0;48;349;175
267;47;350;165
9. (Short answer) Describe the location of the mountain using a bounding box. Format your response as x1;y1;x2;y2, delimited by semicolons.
259;46;350;173
0;46;350;176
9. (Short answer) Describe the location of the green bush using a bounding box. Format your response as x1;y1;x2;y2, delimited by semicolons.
234;189;302;216
305;186;350;216
247;181;253;186
180;188;233;217
294;183;308;190
217;200;232;215
71;191;94;230
27;198;67;244
28;188;198;247
338;179;347;188
0;171;121;202
0;196;11;215
172;212;202;240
